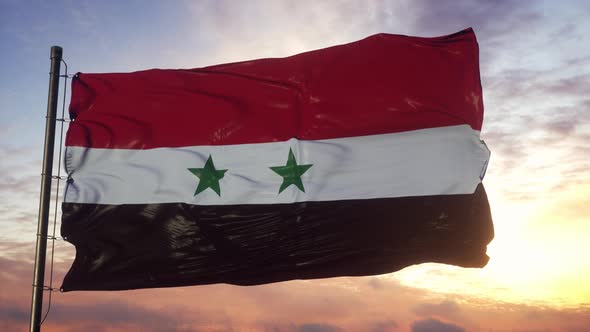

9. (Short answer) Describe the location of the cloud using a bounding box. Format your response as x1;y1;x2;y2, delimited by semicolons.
0;305;28;323
369;320;398;332
0;241;35;259
49;300;196;331
2;254;590;331
412;300;461;320
567;55;590;66
0;301;199;332
297;323;343;332
182;0;387;65
0;256;200;332
480;93;590;205
411;318;465;332
485;70;590;108
409;0;540;37
367;277;384;290
0;256;31;282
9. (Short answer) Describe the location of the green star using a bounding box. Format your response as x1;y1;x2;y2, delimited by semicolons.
188;155;227;196
270;148;313;194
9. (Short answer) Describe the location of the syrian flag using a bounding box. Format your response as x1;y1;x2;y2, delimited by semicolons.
60;28;493;292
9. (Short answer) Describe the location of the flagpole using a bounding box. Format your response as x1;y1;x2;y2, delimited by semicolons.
29;46;62;332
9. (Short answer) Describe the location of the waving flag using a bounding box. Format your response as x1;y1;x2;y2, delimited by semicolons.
60;28;493;291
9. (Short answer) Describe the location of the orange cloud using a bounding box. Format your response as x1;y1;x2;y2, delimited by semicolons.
2;256;589;332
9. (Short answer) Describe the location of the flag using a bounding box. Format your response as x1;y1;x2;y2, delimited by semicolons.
60;28;493;291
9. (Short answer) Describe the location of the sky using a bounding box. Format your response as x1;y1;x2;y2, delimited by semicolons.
1;0;589;331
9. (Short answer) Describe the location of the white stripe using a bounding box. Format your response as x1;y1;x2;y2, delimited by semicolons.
64;125;490;205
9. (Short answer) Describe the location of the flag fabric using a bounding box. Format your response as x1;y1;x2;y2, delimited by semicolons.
60;28;493;292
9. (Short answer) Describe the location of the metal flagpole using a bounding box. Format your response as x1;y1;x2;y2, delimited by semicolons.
29;46;63;332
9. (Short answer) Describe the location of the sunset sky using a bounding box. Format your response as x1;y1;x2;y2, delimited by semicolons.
1;1;590;331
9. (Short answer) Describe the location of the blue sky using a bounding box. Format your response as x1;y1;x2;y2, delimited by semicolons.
1;1;590;331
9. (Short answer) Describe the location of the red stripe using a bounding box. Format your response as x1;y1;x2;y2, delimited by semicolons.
67;28;484;149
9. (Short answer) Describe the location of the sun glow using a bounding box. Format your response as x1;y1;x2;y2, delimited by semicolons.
394;187;590;307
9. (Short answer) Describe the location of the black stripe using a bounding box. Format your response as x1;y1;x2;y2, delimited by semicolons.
60;184;493;291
